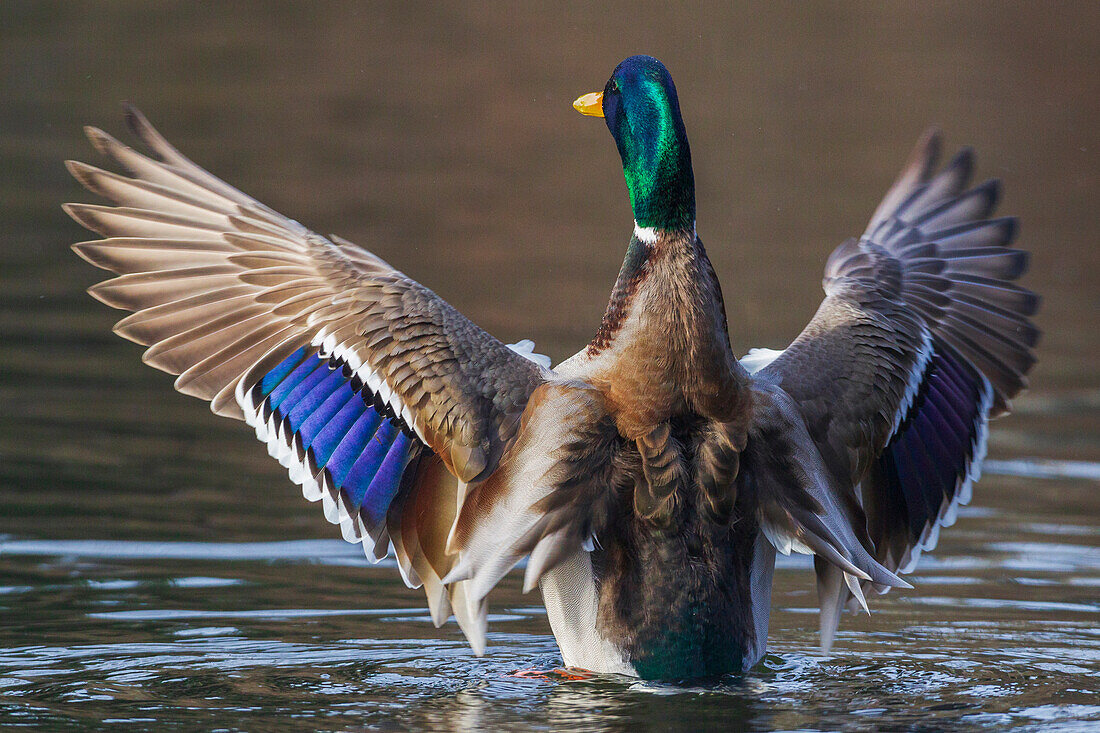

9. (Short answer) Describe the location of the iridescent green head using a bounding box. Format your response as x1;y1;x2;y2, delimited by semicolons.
575;55;695;232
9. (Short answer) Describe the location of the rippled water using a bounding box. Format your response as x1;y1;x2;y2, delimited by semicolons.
2;2;1098;730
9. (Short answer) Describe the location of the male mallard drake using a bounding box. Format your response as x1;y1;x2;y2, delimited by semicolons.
65;55;1038;680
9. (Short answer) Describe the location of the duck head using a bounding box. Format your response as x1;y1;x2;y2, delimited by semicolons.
574;55;695;235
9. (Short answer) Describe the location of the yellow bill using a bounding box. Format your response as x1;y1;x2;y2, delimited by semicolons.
572;92;604;117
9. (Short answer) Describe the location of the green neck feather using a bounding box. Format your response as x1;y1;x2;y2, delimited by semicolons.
607;65;696;232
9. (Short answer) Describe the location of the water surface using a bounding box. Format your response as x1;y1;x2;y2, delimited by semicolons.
1;2;1098;730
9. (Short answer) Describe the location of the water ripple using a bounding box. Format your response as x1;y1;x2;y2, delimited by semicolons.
983;458;1100;481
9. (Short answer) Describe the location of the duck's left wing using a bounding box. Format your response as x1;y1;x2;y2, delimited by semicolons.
64;107;600;651
749;130;1039;646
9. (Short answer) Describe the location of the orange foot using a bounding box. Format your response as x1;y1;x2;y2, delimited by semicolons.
509;667;594;681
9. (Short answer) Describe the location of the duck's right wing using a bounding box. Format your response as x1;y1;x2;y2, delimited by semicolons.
748;130;1039;646
65;107;614;652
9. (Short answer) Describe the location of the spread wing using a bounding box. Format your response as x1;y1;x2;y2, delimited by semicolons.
64;107;611;652
752;130;1039;645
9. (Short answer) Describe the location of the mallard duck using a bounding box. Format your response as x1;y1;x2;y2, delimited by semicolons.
65;55;1038;680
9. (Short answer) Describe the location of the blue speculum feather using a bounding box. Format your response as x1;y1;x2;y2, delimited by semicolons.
909;407;958;500
268;358;322;412
257;348;419;535
260;346;308;397
326;406;385;487
287;367;346;432
298;383;358;450
362;433;412;528
281;364;336;425
879;343;985;539
310;394;369;469
341;419;399;504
